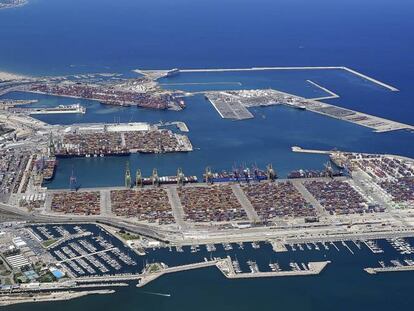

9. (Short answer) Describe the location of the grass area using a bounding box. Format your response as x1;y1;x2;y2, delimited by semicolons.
4;277;12;285
118;232;141;241
147;263;162;273
42;239;57;248
0;269;11;276
38;272;56;283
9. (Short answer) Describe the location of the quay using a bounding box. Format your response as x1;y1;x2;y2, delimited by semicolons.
216;257;331;279
364;265;414;275
291;146;333;154
137;260;221;287
270;240;288;252
204;89;412;132
137;258;331;288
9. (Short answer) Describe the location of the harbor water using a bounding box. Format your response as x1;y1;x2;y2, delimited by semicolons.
1;0;414;309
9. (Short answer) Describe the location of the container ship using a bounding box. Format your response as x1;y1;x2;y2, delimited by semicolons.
287;169;343;179
35;157;57;182
55;150;130;158
203;165;276;183
141;175;198;186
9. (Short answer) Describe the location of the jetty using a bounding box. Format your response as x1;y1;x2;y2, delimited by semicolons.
217;257;331;279
364;265;414;275
306;80;340;100
137;260;220;287
291;146;332;155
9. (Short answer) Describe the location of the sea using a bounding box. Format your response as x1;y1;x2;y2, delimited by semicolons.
1;0;414;309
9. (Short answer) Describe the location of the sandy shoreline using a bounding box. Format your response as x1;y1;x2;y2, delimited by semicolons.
0;71;29;81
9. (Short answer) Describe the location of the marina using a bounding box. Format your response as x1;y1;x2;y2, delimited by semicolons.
8;223;414;288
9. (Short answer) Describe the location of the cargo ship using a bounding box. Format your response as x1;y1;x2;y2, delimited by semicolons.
36;158;57;182
287;169;343;179
55;150;130;158
141;175;198;185
203;165;275;183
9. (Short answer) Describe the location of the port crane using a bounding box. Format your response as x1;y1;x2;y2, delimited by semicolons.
69;166;78;191
152;168;160;187
205;167;214;184
324;161;334;178
177;168;185;186
125;161;132;188
136;169;143;188
266;164;277;181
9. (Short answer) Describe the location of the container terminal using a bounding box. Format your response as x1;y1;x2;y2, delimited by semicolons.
0;73;186;111
205;89;414;132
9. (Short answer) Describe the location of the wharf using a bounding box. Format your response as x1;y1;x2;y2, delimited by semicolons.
217;257;331;279
291;146;333;154
155;121;190;132
292;146;414;163
297;98;413;132
270;240;288;252
137;260;220;287
364;265;414;274
207;94;254;120
205;88;412;132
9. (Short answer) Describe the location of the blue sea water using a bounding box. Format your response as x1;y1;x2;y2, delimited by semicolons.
1;0;414;309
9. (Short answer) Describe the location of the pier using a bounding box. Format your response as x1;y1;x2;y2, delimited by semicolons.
137;258;331;288
306;80;340;100
270;240;288;252
176;66;399;92
217;257;331;279
291;146;333;154
364;265;414;275
137;260;220;287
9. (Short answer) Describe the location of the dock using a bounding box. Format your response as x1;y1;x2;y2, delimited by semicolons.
207;93;254;120
364;265;414;275
270;240;288;252
137;260;220;287
204;88;412;132
291;146;333;154
217;257;331;279
136;258;331;287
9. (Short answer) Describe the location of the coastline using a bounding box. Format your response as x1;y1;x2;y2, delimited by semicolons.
0;289;115;307
0;70;28;81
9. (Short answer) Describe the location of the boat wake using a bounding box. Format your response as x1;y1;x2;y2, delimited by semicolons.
140;291;171;297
